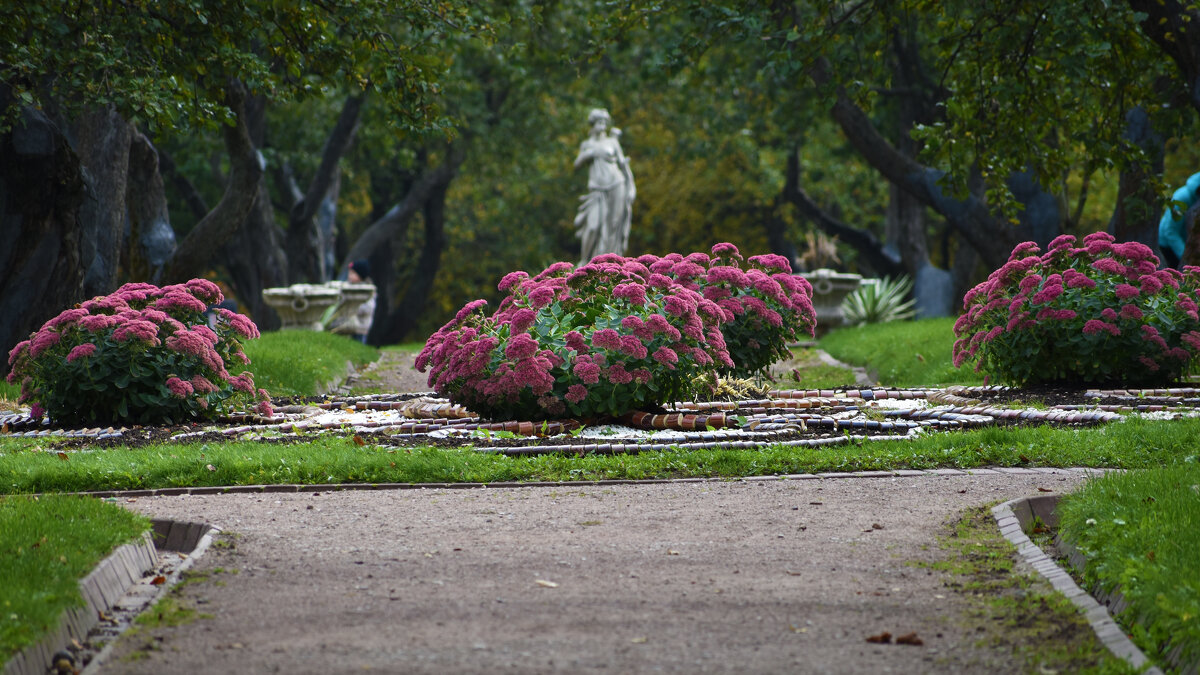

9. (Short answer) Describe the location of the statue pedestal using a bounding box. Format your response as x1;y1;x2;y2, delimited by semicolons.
262;284;343;330
800;269;863;336
324;281;376;330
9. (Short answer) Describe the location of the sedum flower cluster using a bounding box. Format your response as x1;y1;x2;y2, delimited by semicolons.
7;280;271;425
953;233;1200;385
417;245;815;420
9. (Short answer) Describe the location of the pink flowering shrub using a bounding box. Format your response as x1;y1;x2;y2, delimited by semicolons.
661;244;816;376
6;280;272;425
417;246;816;420
953;233;1200;385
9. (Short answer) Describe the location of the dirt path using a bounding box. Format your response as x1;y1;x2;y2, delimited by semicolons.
99;471;1095;674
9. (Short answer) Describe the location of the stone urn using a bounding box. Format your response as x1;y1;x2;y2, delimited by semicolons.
799;268;863;336
262;284;343;330
325;281;376;328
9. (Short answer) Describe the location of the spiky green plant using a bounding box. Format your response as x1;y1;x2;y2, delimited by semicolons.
842;275;916;325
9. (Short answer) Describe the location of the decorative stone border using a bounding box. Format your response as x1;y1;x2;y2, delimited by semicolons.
993;495;1168;674
1;519;220;675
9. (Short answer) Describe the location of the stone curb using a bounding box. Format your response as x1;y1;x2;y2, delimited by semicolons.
992;496;1165;674
1;520;219;675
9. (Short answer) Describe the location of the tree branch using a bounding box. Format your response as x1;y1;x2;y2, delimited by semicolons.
162;80;264;282
294;94;366;222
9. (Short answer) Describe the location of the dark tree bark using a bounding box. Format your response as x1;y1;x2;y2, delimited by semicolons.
125;130;176;283
161;80;263;283
377;173;453;343
0;94;88;368
1127;0;1200;116
341;145;465;276
68;105;133;297
283;94;365;283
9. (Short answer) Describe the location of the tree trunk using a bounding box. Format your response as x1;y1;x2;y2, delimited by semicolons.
161;80;263;283
69;105;132;297
124;130;176;283
222;181;287;330
377;176;452;343
0;95;88;367
1106;106;1166;251
1127;0;1200;116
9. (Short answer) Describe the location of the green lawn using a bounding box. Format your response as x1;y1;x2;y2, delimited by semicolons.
820;316;984;386
237;330;379;396
0;495;149;660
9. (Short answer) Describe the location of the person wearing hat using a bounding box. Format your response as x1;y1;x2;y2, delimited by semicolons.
331;259;376;343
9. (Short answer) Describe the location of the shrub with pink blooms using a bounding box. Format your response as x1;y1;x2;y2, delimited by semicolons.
953;233;1200;385
6;280;272;425
659;244;816;377
417;246;816;420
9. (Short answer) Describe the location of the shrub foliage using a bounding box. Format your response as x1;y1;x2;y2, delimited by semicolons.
417;246;815;420
953;233;1200;385
7;280;271;425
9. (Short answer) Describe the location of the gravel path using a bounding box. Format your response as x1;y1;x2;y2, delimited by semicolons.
89;352;1107;673
98;471;1095;674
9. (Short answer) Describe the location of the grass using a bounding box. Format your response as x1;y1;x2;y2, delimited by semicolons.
1;416;1196;493
926;505;1135;674
1057;463;1200;670
238;330;379;396
0;381;19;413
819;317;984;387
770;347;858;389
0;494;149;660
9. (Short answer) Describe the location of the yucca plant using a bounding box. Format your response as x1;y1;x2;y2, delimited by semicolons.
842;275;917;325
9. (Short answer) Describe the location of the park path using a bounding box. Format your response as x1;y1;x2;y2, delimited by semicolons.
94;471;1101;675
90;352;1108;674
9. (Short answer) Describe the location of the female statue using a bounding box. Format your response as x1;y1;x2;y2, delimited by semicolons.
574;108;635;264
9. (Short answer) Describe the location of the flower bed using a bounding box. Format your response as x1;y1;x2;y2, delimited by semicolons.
7;280;271;425
417;246;815;420
953;233;1200;385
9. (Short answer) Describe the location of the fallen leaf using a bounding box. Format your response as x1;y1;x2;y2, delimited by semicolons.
667;549;680;556
871;523;883;530
895;632;924;646
352;435;365;446
788;624;808;633
535;579;559;588
1037;487;1053;492
915;354;925;362
1018;453;1032;463
57;451;69;461
809;501;823;506
206;464;216;472
150;575;167;585
784;570;803;576
1146;550;1156;561
631;637;648;644
866;632;892;644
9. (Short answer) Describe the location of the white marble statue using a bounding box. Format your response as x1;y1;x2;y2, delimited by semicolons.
574;108;635;264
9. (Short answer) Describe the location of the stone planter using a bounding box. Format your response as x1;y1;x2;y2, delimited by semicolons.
799;268;863;335
324;281;376;329
262;284;343;330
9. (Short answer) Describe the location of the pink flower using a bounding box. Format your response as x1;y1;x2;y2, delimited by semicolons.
1019;275;1043;292
573;359;601;384
631;368;652;384
1118;304;1144;320
711;242;742;259
671;261;706;279
619;335;648;359
565;384;588;404
454;299;488;323
505;333;539;361
28;331;61;358
165;329;210;357
621;316;644;332
1091;258;1126;276
664;295;690;318
1139;275;1163;295
229;372;255;393
184;279;223;304
498;270;529;292
565;331;589;353
165;376;194;398
1138;356;1160;371
1047;234;1076;251
190;375;218;394
30;403;45;419
1101;308;1118;321
66;343;96;363
1114;284;1140;300
509;308;537;334
1007;241;1040;261
748;254;792;272
153;291;207;314
1030;283;1063;304
606;362;633;384
1064;270;1097;289
647;273;673;289
528;287;556;309
534;262;574;281
613;282;648;306
652;346;679;367
1082;320;1120;337
256;399;274;417
592;328;622;351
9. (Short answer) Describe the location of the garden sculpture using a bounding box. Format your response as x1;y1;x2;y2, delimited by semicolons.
574;108;636;264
